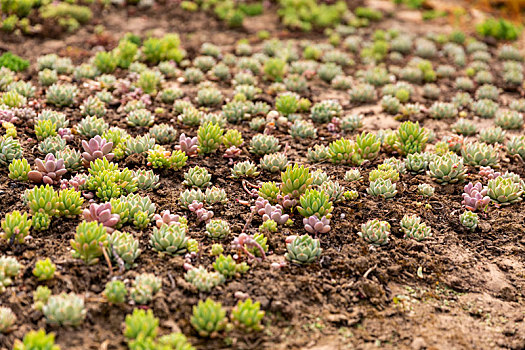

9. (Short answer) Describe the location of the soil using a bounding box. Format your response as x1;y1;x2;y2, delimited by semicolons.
1;1;525;349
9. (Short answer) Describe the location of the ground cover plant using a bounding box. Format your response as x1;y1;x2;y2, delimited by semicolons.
0;0;525;349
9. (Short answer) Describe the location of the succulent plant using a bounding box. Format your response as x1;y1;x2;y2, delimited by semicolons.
0;136;22;166
452;118;477;136
367;178;397;199
204;186;228;205
1;210;31;244
297;189;333;218
70;221;109;265
249;134;281;156
340;114;363;132
256;152;287;174
0;256;21;292
495;109;523;130
213;254;249;278
400;215;432;241
280;164;313;198
307;144;330;163
395;121;428;155
33;258;56;281
43;292;86;326
13;329;60;350
355;131;381;161
103;280;127;304
150;222;189;255
471;99;498;119
56;147;82;172
232;160;261;178
0;307;16;333
32;212;51;231
32;285;51;311
358;219;390;245
77;116;109;138
24;184;59;216
185;266;225;292
179;189;205;209
191;298;228;337
81;136;114;167
124;309;159;340
130;273;162;305
507;135;525;159
198;122;224;154
206;219;231;240
46;83;78;107
303;215;330;235
461;142;499;167
231;298;265;332
329;138;357;164
27;154;67;185
310;99;342;123
460;210;479;231
428;153;467;185
253;197;290;225
462;182;490;211
108;230;141;268
487;176;523;205
179;162;210;186
127;109;155;127
285;234;322;264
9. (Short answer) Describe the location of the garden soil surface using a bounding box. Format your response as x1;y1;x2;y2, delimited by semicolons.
1;0;525;349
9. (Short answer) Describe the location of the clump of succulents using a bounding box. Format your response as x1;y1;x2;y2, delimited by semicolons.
213;254;249;278
480;127;506;144
198;122;224;154
124;308;159;344
33;258;56;281
285;234;322;264
495;109;523;130
43;292;86;326
0;136;22;166
280;164;313;198
303;215;331;235
231;298;265;332
400;215;432;241
462;182;490;212
150;222;189;255
358;219;390;245
231;160;260;178
206;219;231;240
1;210;32;244
24;184;59;216
417;183;435;197
260;152;288;173
0;307;16;333
77;116;109;138
70;221;108;265
344;168;363;182
130;273;162;305
184;166;212;188
46;83;78;107
471;99;498;119
428;153;467;185
191;298;228;337
487;176;523;205
297;189;333;218
307;144;330;163
108;230;141;268
13;329;60;350
0;256;21;292
250;134;281;156
310;99;342;123
394;121;428;155
104;280;127;304
461;141;499;167
185;266;225;292
329;138;358;164
460;211;479;231
289;119;317;139
367;178;397;199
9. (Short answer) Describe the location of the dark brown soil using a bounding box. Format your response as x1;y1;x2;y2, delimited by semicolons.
1;1;525;350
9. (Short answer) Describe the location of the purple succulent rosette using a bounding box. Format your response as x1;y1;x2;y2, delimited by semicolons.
28;153;67;185
462;182;490;212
